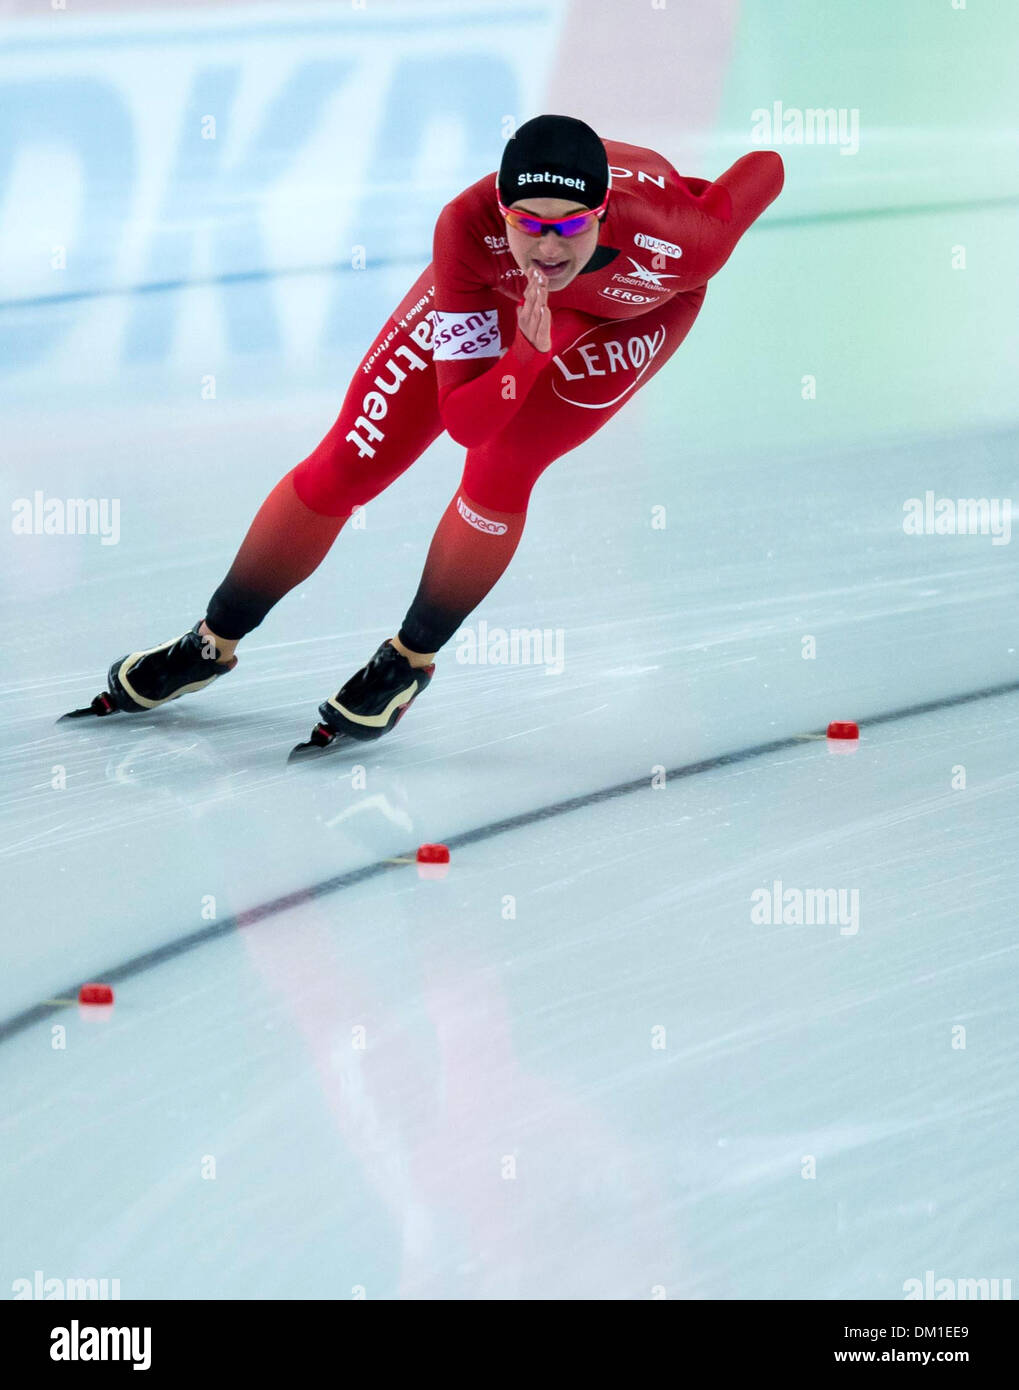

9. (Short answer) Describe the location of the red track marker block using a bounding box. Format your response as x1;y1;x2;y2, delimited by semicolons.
416;844;450;864
826;721;859;740
416;843;450;881
78;983;114;1005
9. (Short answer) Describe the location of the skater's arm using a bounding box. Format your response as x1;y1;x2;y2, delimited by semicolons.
680;150;784;277
430;200;551;448
708;150;784;234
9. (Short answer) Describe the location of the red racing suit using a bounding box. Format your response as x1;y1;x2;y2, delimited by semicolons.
205;140;784;650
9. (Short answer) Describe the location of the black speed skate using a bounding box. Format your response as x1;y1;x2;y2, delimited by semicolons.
60;622;237;720
289;640;434;762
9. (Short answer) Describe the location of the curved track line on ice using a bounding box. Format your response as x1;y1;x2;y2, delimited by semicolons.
2;674;1017;1048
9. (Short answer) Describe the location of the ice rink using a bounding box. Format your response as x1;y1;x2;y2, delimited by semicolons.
2;0;1017;1302
4;361;1018;1298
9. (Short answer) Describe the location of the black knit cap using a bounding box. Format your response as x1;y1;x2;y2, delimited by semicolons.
497;114;609;210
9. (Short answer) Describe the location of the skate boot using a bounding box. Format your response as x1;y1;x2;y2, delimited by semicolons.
289;640;434;760
60;622;237;719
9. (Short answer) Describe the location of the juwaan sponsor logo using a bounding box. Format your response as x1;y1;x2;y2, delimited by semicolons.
552;323;667;408
456;496;507;536
634;232;682;258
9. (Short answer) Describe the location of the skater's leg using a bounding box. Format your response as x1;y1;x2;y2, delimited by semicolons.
67;274;443;719
395;489;528;659
294;291;709;752
204;270;441;649
396;289;708;659
202;467;346;653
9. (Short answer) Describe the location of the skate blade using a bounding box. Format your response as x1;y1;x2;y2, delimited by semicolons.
58;693;119;721
287;723;348;762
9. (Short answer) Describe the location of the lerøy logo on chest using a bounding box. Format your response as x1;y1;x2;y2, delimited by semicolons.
552;322;668;409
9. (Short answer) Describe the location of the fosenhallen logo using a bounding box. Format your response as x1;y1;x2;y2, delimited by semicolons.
552;323;667;409
634;232;682;259
613;257;679;289
456;496;508;536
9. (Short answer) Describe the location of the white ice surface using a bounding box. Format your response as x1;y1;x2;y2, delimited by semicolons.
2;280;1018;1300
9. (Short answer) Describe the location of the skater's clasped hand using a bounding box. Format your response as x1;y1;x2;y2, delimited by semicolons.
517;267;552;353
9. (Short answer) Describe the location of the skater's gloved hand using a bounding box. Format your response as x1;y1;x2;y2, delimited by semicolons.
517;267;551;353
